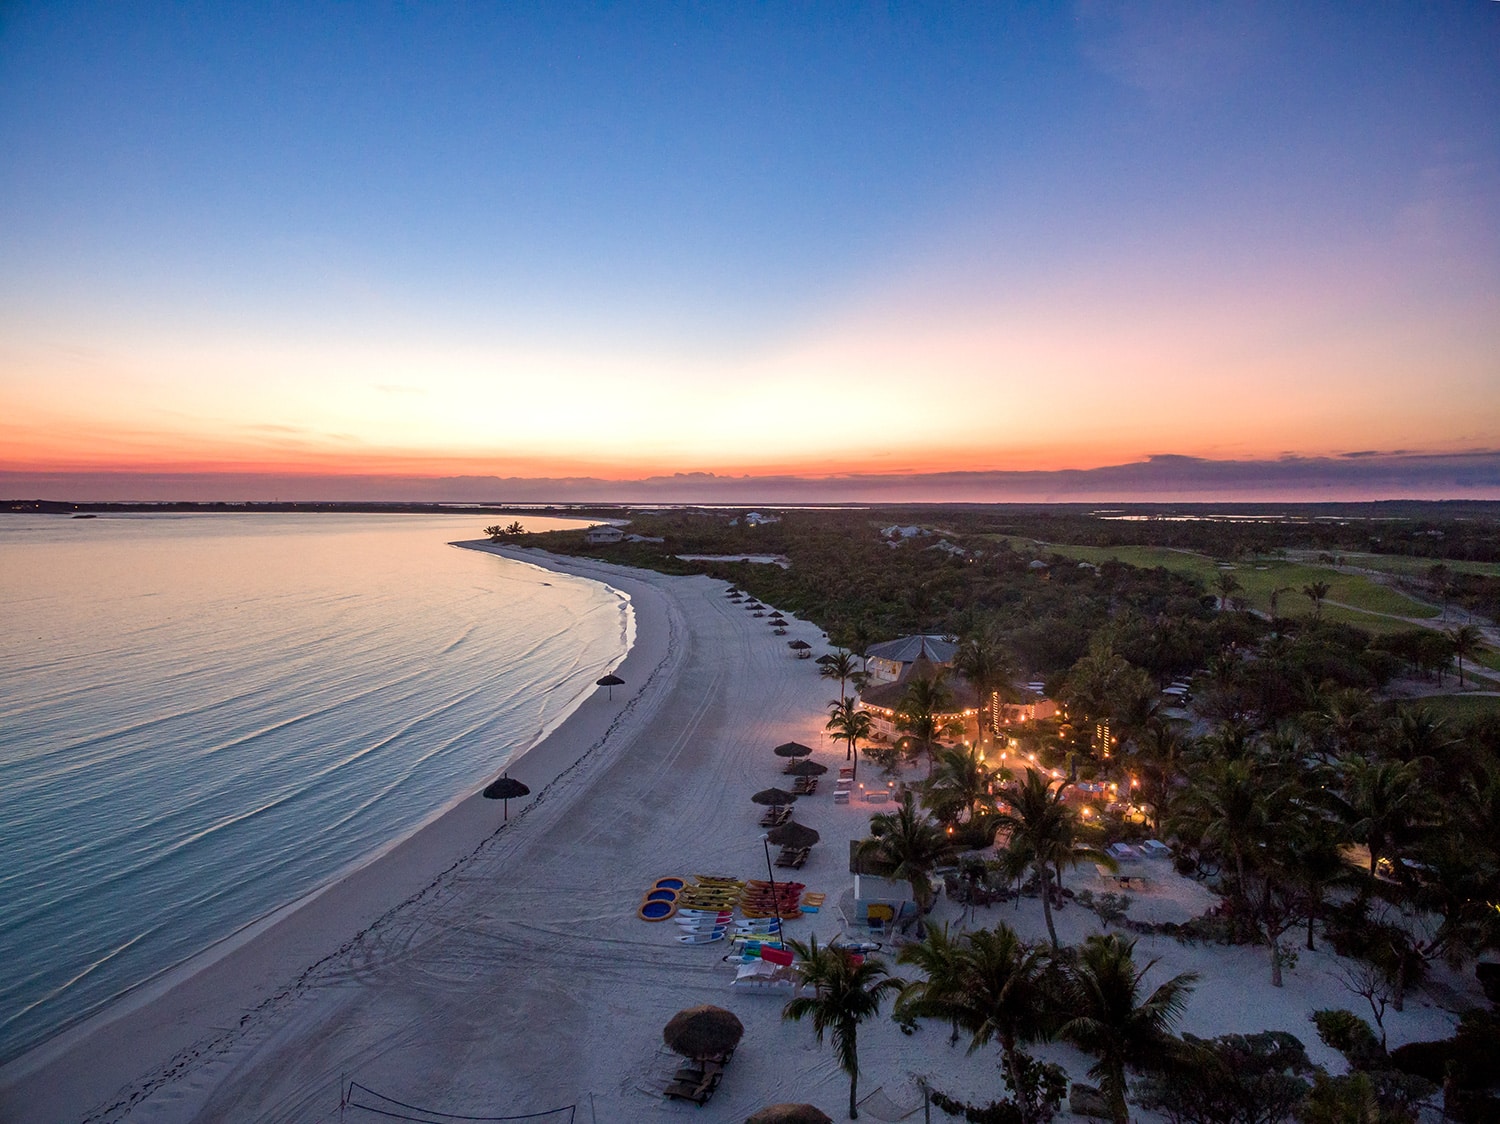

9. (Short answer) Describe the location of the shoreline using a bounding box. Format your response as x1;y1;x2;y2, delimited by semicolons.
0;543;675;1122
4;545;1477;1123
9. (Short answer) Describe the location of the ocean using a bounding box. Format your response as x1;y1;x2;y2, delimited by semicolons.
0;513;630;1064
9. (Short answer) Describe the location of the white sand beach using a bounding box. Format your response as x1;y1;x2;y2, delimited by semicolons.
0;546;1482;1124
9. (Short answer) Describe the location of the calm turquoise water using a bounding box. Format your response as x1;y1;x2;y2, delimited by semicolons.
0;514;629;1064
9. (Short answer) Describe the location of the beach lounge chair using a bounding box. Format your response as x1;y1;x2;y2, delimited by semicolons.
664;1059;727;1103
662;1077;718;1105
775;847;811;869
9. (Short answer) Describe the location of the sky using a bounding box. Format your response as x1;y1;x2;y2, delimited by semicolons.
2;2;1498;502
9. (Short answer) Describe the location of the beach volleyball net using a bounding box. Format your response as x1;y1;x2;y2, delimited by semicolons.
342;1081;575;1122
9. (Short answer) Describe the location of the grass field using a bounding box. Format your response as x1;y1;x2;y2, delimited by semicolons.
1469;646;1500;674
1401;693;1500;723
1322;552;1500;580
1032;543;1440;635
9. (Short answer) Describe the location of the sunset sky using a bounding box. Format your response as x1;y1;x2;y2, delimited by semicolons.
2;2;1498;500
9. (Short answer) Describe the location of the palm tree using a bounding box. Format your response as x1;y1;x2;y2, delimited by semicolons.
1279;802;1348;953
1057;933;1198;1124
1212;572;1242;612
1332;755;1431;883
1302;581;1331;619
1389;705;1454;765
895;672;962;777
1170;757;1271;907
957;925;1052;1115
855;791;960;915
1312;686;1375;762
923;743;999;826
1448;625;1484;688
954;630;1014;746
1133;718;1188;834
783;936;905;1120
897;923;1051;1122
826;696;873;783
893;923;970;1044
995;770;1110;948
821;648;865;703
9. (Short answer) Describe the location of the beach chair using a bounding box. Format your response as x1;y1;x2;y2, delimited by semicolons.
663;1075;719;1105
775;846;811;868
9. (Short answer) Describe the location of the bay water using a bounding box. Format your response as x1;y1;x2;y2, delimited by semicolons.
0;513;629;1064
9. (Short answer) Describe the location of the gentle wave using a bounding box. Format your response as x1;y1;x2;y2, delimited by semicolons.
0;514;627;1063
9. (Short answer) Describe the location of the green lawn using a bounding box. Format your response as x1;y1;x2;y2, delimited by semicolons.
1469;646;1500;674
1402;693;1500;723
1326;552;1500;580
1036;544;1439;634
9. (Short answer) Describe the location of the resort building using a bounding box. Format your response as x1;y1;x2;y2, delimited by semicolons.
991;695;1060;727
861;635;957;685
584;525;624;544
857;634;1060;744
857;636;979;741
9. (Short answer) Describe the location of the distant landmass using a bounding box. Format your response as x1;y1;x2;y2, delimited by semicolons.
3;450;1498;505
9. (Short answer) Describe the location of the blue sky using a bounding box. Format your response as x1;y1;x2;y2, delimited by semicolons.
2;2;1497;498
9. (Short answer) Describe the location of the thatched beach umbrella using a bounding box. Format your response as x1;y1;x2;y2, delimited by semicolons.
481;774;530;821
785;759;827;777
596;673;624;700
751;787;798;806
768;613;786;622
767;821;821;849
663;1005;744;1060
787;640;812;656
773;741;813;758
746;1105;833;1124
814;653;837;666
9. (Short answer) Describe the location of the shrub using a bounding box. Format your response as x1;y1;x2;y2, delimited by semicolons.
1135;1030;1312;1124
1310;1009;1386;1071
